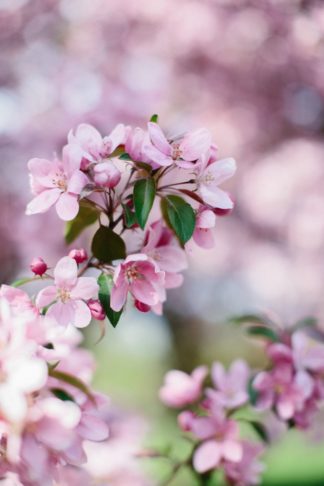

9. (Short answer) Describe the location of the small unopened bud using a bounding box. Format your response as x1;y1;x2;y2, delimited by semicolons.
178;410;195;432
30;257;48;276
69;248;88;264
88;299;105;321
134;300;151;313
93;161;121;188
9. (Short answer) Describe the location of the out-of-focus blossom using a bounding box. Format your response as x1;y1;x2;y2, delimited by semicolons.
159;366;207;408
197;158;236;209
224;441;265;486
210;359;250;409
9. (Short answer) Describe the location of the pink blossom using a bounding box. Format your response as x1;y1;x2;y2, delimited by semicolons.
159;366;207;408
88;299;105;321
253;363;314;421
26;146;88;221
93;160;121;188
292;330;324;372
68;123;128;167
211;359;250;409
192;208;217;249
224;441;265;486
125;126;152;164
36;256;99;328
30;257;48;276
144;122;211;168
191;403;243;473
142;220;188;289
197;157;236;209
110;254;166;312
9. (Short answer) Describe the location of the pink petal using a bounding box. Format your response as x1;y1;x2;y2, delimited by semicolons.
78;413;109;441
55;192;79;221
191;417;217;440
47;301;75;327
212;362;226;390
105;123;127;153
26;188;61;215
222;440;243;462
10;358;48;392
71;300;92;328
199;186;234;209
27;157;53;177
151;246;188;273
110;279;128;311
164;272;184;289
203;158;236;185
197;209;217;229
62;143;84;174
67;170;89;195
193;440;222;473
143;143;173;167
54;256;78;288
75;123;103;149
70;277;99;300
147;122;171;155
193;228;215;249
131;279;160;306
36;285;57;308
180;128;212;161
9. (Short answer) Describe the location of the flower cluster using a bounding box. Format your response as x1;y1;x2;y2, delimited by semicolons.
0;285;109;485
26;117;236;326
159;316;324;485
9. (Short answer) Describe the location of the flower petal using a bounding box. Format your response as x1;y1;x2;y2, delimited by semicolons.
55;192;79;221
71;300;92;328
148;122;171;155
54;256;78;288
26;188;61;215
36;285;57;308
70;277;99;301
193;440;221;473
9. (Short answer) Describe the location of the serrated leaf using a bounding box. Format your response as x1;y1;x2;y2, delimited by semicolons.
161;195;196;245
119;152;132;161
65;203;99;244
247;326;280;342
91;226;126;263
98;273;122;327
122;203;137;228
150;114;159;123
134;177;156;229
51;388;75;402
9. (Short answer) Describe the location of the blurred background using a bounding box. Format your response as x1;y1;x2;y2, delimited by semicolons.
1;0;324;484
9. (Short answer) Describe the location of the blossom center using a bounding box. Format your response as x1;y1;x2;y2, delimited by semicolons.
171;143;182;160
126;265;141;283
202;172;215;185
52;172;67;191
57;288;71;303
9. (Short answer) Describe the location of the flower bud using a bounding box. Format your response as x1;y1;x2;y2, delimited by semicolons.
69;248;88;264
88;299;105;321
178;410;195;432
93;161;121;188
30;257;48;276
134;300;151;313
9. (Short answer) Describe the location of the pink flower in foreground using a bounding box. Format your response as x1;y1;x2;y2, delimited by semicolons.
191;403;243;473
36;257;99;328
197;157;236;209
125;126;152;164
159;366;207;408
110;254;166;312
224;441;265;486
142;220;188;289
192;208;217;249
144;122;211;168
26;145;88;221
68;123;128;167
211;359;250;409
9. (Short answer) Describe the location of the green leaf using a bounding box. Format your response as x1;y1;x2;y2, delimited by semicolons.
51;388;75;402
134;177;156;229
150;114;159;123
294;316;317;331
247;325;280;342
230;313;276;327
248;377;259;406
64;203;99;244
161;195;196;245
91;226;126;263
98;273;122;327
135;162;153;174
48;368;94;402
119;152;132;161
248;420;270;443
122;203;137;228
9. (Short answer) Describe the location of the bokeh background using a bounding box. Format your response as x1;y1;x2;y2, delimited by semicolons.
1;0;324;484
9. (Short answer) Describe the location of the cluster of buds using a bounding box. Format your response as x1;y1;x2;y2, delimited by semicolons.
25;116;235;327
159;315;324;485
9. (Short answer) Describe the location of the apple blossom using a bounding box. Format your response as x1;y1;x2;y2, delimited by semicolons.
68;248;88;264
36;256;99;328
211;359;250;409
159;366;207;408
197;157;236;209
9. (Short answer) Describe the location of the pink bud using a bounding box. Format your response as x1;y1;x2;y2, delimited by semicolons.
68;248;88;264
213;205;234;217
178;410;195;432
30;257;48;276
134;300;151;313
93;161;121;188
88;299;105;321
